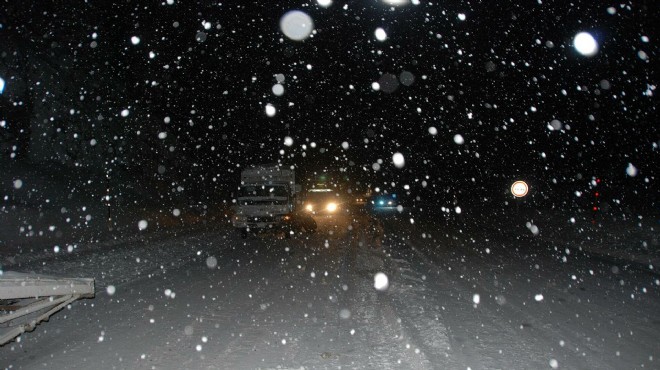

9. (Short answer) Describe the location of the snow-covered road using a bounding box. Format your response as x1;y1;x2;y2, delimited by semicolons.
2;210;659;369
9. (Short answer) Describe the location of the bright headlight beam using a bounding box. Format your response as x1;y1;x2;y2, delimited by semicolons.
326;202;337;212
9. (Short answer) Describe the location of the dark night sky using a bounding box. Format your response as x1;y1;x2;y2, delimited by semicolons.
1;0;657;207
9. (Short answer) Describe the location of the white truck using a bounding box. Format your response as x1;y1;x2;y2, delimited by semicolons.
233;164;300;237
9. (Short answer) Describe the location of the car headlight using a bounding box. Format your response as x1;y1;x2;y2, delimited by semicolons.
305;204;313;212
326;202;337;212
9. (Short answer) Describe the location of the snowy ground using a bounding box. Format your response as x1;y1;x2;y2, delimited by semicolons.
1;205;659;369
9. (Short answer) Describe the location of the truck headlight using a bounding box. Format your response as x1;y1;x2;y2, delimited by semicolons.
305;204;313;212
326;202;337;212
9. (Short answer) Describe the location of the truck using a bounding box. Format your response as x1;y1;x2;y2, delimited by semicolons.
233;164;301;237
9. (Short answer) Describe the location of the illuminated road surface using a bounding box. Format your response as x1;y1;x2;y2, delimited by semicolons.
2;210;658;369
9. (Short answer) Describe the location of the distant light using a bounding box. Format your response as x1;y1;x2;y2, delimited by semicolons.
0;77;4;94
573;32;598;56
511;180;529;198
317;0;332;7
131;36;141;45
375;28;387;41
280;10;314;41
265;104;276;117
392;152;405;168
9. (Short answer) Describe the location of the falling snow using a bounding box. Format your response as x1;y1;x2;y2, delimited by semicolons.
280;10;314;41
1;1;657;369
375;28;387;41
573;32;598;56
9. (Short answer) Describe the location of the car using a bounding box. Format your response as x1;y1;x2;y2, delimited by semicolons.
368;193;401;212
353;193;369;205
302;188;344;216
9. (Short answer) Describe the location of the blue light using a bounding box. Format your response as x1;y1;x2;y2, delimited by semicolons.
0;77;4;94
378;200;385;206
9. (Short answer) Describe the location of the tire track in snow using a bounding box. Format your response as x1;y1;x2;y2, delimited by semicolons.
392;222;618;369
342;216;448;369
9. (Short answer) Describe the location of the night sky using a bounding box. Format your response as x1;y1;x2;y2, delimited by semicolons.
1;0;657;209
